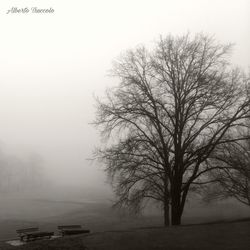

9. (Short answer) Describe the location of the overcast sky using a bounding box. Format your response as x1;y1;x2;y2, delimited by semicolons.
0;0;249;188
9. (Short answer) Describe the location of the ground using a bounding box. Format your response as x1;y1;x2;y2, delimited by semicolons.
0;189;249;249
0;220;249;250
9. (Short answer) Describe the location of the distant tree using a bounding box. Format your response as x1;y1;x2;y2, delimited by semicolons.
204;130;250;206
0;149;45;192
94;33;250;226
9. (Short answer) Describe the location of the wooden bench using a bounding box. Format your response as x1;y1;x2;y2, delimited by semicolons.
58;225;90;236
16;227;54;242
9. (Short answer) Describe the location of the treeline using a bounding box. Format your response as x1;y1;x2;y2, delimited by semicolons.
0;149;45;192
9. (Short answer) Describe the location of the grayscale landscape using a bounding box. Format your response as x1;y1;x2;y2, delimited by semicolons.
0;0;249;249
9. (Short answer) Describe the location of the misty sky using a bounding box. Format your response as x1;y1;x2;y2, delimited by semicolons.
0;0;249;188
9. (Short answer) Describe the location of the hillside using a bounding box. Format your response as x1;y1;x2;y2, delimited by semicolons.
1;219;250;250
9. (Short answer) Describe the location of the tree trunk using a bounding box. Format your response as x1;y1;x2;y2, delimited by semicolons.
163;170;170;226
164;200;170;226
171;205;182;225
171;183;183;225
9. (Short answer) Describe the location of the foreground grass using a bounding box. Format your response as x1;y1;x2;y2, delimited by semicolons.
0;237;87;250
1;220;250;250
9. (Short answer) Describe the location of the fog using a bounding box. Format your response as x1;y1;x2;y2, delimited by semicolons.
0;0;249;189
0;0;249;239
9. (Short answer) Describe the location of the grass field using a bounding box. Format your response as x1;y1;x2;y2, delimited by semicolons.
0;219;250;250
0;187;249;249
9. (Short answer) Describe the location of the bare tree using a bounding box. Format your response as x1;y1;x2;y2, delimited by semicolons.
94;33;250;226
204;130;250;206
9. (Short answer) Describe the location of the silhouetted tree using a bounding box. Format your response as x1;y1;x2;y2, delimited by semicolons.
204;129;250;206
94;34;250;226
